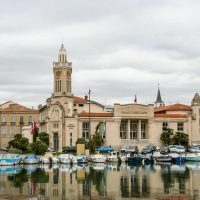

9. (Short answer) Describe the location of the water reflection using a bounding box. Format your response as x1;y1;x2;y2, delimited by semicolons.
0;162;199;199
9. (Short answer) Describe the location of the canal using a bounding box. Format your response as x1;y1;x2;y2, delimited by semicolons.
0;162;199;200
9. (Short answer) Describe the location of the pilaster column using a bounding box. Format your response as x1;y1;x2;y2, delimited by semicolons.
138;120;141;140
127;120;130;140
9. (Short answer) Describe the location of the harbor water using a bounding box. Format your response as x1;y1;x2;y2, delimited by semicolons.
0;162;200;200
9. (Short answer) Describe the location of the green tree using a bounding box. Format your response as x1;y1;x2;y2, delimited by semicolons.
18;137;29;151
32;141;48;155
172;132;189;146
88;132;104;153
38;132;49;145
8;133;29;151
160;128;174;145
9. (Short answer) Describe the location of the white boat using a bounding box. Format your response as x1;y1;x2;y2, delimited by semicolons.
185;153;200;162
155;155;172;162
23;155;40;164
76;155;88;163
169;153;185;163
0;153;22;166
40;153;59;164
107;151;120;162
59;154;78;164
90;154;107;163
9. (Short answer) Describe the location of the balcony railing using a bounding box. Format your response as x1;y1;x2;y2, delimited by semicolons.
10;122;16;125
19;122;24;125
1;122;7;125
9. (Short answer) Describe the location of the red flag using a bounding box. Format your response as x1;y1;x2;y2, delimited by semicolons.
134;93;137;103
31;121;37;134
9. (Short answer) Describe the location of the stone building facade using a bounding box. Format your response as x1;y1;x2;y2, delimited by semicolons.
38;45;200;151
0;101;38;147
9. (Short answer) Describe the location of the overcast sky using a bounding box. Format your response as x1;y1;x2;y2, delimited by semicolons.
0;0;200;109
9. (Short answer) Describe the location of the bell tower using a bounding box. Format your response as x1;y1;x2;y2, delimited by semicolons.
53;44;72;97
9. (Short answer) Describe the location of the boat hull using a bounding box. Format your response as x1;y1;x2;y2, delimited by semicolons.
0;154;22;166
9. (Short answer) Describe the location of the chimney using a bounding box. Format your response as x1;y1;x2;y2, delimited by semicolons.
85;95;88;100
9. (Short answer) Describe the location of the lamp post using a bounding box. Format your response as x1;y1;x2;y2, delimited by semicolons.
88;89;91;135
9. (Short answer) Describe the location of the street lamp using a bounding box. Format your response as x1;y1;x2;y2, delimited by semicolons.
88;89;91;135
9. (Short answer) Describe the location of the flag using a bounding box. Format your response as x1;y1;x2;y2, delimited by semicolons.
31;121;37;134
134;93;137;103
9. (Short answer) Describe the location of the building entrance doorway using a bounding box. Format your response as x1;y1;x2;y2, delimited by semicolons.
53;133;59;151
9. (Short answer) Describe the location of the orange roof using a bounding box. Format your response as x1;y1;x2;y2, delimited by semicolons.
154;104;191;113
1;103;38;113
154;113;187;118
74;96;86;102
78;112;114;117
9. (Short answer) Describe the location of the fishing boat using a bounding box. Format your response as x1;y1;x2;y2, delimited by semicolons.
0;153;22;166
23;155;40;164
76;155;88;163
90;154;107;163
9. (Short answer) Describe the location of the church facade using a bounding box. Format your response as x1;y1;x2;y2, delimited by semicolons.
38;45;200;152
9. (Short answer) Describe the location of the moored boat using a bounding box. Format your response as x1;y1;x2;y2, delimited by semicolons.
126;154;143;163
90;154;107;163
169;153;185;163
107;151;119;163
0;153;22;166
185;153;200;162
23;155;40;164
155;155;172;162
40;153;59;164
76;155;88;163
59;154;77;164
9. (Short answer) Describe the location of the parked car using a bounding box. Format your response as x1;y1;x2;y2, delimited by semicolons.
160;146;170;154
175;145;186;154
47;147;54;152
141;145;157;154
62;146;77;153
0;146;9;152
124;145;139;154
96;146;114;153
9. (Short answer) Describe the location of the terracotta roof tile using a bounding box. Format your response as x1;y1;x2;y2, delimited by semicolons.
78;112;114;117
74;96;86;102
154;103;191;113
154;113;187;118
1;103;38;113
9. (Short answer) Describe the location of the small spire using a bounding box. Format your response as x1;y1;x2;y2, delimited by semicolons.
155;83;163;102
154;83;164;108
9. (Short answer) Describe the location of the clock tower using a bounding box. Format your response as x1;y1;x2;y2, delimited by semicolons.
53;44;72;97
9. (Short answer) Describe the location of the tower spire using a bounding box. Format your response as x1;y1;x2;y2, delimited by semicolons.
154;83;164;108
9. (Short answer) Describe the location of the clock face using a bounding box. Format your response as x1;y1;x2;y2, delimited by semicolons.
56;71;61;77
